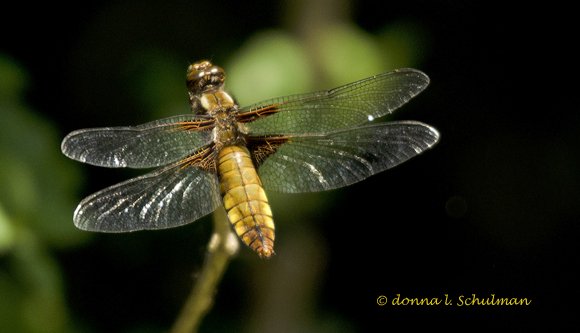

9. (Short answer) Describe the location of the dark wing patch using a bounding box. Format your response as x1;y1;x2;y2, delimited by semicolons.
247;136;289;166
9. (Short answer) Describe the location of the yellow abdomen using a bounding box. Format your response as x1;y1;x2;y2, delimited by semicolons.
218;145;275;258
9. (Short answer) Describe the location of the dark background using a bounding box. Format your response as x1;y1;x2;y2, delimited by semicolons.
1;1;578;332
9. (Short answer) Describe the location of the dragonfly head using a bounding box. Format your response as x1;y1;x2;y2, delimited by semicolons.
186;60;226;96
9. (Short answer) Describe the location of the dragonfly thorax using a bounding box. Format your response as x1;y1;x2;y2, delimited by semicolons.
212;106;245;148
199;90;242;148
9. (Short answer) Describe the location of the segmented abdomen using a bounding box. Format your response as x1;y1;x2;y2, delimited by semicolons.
217;145;275;258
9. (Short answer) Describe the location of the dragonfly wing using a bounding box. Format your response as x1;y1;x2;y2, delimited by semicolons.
61;115;214;168
239;69;429;135
256;122;439;193
73;158;221;232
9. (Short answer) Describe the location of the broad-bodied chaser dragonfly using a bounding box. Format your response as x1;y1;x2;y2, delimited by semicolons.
61;60;439;258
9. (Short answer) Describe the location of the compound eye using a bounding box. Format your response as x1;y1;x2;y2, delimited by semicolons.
192;60;212;71
186;61;225;95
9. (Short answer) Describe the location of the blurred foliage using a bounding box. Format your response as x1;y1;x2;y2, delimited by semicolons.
227;30;315;105
0;55;85;333
122;49;188;120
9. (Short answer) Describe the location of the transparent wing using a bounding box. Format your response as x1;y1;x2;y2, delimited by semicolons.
61;115;214;168
239;69;429;135
73;161;221;232
257;122;439;193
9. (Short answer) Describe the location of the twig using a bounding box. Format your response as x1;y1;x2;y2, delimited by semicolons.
170;209;239;333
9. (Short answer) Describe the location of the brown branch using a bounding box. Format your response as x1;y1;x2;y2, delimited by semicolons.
170;209;238;333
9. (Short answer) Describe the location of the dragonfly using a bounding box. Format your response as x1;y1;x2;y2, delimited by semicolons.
61;60;439;258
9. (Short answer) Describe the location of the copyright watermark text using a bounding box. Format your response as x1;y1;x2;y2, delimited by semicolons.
377;293;532;307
